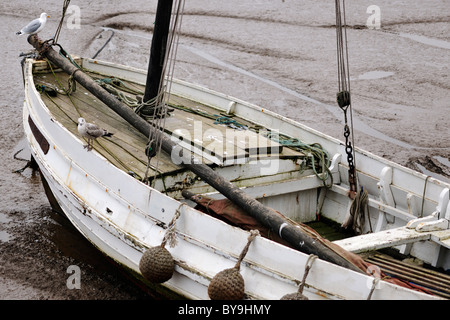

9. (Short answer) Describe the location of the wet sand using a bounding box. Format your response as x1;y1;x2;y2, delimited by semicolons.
1;0;449;299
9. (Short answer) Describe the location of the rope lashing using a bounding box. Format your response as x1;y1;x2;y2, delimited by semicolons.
280;254;318;300
35;84;58;97
67;68;82;94
139;203;186;284
94;78;172;120
161;202;186;249
96;77;144;95
234;230;260;271
208;230;260;300
341;186;370;234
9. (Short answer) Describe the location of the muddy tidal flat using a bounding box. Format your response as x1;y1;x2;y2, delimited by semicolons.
0;0;449;299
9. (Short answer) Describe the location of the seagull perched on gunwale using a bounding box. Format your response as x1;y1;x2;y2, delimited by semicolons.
16;12;49;36
77;118;113;151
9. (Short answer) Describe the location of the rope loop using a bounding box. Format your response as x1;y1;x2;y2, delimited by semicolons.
161;202;186;248
367;277;380;300
298;254;318;294
234;230;260;271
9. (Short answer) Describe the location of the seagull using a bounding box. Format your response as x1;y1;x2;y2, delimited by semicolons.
77;118;113;151
16;12;49;36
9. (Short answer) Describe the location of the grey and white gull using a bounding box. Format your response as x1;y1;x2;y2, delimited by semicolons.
77;118;113;151
16;12;49;36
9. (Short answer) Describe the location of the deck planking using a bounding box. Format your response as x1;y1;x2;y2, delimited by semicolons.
35;71;178;179
34;68;304;184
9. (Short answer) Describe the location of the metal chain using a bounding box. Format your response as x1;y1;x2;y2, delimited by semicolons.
343;112;357;194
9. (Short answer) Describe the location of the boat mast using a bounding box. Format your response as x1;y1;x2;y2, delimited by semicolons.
143;0;174;110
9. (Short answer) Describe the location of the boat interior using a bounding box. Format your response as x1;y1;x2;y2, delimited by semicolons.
31;58;450;298
32;58;320;222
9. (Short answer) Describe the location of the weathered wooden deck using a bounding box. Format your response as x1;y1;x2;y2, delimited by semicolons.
34;66;304;185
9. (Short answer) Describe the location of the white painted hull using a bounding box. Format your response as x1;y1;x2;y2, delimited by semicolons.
22;57;448;299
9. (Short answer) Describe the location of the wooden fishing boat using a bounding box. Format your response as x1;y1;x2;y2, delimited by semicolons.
20;1;449;300
22;53;450;299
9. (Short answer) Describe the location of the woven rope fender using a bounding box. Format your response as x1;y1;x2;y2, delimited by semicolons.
139;245;174;284
139;203;185;284
280;254;317;300
208;230;259;300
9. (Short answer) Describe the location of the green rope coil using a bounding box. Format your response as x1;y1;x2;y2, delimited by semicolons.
263;131;333;188
214;116;248;130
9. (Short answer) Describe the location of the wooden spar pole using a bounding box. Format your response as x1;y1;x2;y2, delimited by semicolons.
143;0;173;107
27;36;363;274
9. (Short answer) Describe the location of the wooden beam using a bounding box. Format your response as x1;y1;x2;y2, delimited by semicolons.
333;227;432;253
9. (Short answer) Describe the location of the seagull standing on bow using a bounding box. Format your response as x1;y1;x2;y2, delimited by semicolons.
16;12;49;36
77;118;114;151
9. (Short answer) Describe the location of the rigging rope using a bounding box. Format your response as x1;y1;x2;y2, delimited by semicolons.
335;0;358;197
53;0;71;44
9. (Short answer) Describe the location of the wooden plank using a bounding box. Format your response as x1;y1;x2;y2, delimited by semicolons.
333;227;432;253
430;230;450;249
32;57;82;73
225;129;282;155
